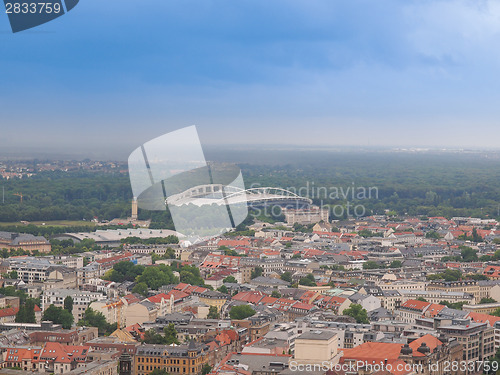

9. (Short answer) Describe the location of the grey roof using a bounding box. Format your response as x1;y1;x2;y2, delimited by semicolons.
140;300;157;311
297;330;336;340
200;290;229;298
369;307;394;320
250;276;290;286
10;234;49;245
383;290;401;297
225;353;289;374
136;343;207;357
349;293;369;303
437;307;469;319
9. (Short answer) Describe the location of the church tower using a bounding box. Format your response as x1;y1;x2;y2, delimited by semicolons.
119;352;132;375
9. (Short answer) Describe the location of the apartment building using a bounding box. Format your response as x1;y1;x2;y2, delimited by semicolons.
294;330;339;365
283;207;329;225
437;319;495;362
240;258;285;277
0;232;51;253
134;342;209;375
42;289;107;322
5;258;77;289
377;280;427;292
427;280;481;300
49;255;84;269
398;290;474;305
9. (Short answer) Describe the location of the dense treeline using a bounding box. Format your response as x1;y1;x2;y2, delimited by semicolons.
239;151;500;219
2;152;500;224
0;170;132;221
102;260;210;290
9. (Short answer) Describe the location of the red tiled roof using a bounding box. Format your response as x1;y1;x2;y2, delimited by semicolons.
174;283;190;291
484;266;500;278
123;294;141;304
408;334;442;357
4;347;41;364
232;291;265;305
291;302;315;311
165;289;189;302
259;296;279;305
467;312;500;327
0;307;18;317
401;299;431;312
96;252;133;264
38;342;90;364
425;304;446;317
147;293;170;304
218;239;251;247
341;342;403;362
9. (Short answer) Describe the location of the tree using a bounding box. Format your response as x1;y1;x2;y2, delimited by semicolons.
15;299;36;323
425;231;440;239
280;272;292;283
472;227;483;243
416;297;428;302
132;282;149;297
358;229;375;238
8;270;18;279
224;249;239;256
137;264;179;290
223;276;237;284
363;261;383;270
164;323;180;345
469;274;488;281
104;261;145;283
64;296;73;313
389;260;402;269
299;274;316;287
427;269;462;282
480;298;497;304
201;364;212;375
343;304;369;324
179;265;206;287
440;301;468;310
251;267;263;279
43;305;74;329
0;286;29;303
78;307;116;335
217;285;229;294
271;291;281;298
143;329;167;345
207;306;219;319
460;246;478;262
230;305;256;320
149;370;169;375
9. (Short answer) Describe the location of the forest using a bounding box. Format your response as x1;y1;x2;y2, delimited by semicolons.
1;150;500;228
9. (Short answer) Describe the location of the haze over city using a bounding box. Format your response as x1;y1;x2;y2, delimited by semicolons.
2;0;500;159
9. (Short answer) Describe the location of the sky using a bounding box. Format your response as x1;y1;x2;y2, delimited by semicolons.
1;0;500;159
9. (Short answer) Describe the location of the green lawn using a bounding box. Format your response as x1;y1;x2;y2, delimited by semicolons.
0;220;96;227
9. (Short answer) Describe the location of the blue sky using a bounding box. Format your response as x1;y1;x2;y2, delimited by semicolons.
1;0;500;158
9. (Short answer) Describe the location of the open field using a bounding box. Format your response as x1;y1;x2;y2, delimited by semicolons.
0;220;96;228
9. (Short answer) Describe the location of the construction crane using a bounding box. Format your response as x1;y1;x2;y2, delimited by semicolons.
13;192;23;203
103;300;124;330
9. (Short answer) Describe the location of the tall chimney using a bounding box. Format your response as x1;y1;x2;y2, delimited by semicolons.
131;197;138;221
